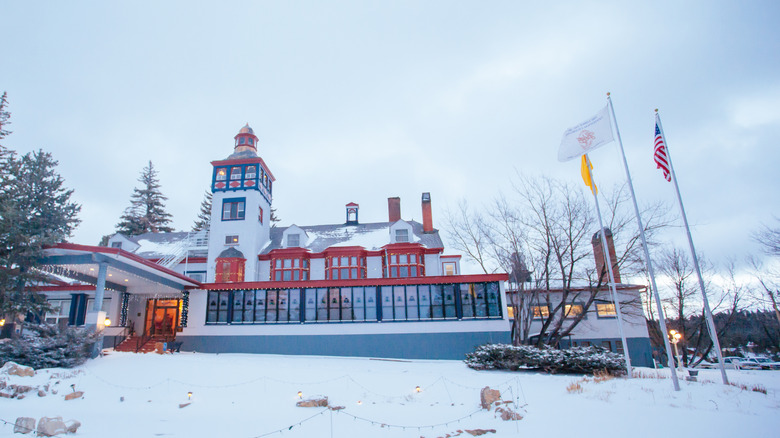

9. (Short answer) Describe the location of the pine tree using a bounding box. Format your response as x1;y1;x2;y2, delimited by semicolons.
0;150;82;318
270;207;281;228
116;161;174;235
0;92;12;164
192;190;212;231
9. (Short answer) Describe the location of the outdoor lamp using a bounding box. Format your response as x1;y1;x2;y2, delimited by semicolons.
415;386;421;393
0;318;5;326
187;392;192;400
104;317;111;327
297;391;303;399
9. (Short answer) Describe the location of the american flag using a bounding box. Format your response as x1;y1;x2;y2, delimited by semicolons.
654;122;671;182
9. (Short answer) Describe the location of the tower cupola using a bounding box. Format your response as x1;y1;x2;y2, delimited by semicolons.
233;123;259;155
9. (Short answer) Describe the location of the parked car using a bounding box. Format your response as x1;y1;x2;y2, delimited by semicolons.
743;357;780;370
722;356;744;369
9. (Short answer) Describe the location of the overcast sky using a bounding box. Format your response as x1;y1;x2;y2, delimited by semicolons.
2;1;778;276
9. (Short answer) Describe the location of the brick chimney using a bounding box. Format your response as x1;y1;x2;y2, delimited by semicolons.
422;192;433;232
591;228;621;284
388;197;401;222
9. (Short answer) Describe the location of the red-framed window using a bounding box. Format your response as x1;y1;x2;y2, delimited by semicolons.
215;257;245;283
271;257;310;281
386;252;424;278
326;255;366;280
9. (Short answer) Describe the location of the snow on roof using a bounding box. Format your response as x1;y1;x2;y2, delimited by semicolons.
264;220;442;253
122;232;208;259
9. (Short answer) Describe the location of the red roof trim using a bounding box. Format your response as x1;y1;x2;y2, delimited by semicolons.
211;157;276;181
258;248;313;261
47;243;202;287
440;254;462;259
200;273;508;290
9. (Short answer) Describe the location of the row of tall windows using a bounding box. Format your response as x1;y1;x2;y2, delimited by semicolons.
205;282;503;324
326;256;366;280
386;253;424;278
271;258;310;281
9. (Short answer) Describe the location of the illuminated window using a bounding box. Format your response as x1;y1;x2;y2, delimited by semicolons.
443;262;456;276
216;168;227;181
564;304;584;318
225;235;239;245
245;166;257;179
222;198;246;221
596;303;616;317
531;305;550;319
230;167;242;180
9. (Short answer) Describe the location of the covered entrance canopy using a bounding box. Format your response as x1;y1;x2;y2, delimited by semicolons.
39;243;201;295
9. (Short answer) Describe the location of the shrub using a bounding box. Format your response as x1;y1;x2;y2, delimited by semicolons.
465;344;626;375
0;324;99;369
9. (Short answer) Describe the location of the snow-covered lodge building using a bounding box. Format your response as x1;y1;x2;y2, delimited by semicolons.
36;124;511;360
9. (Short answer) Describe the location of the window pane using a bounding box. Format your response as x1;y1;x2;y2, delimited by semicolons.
399;254;408;264
460;284;474;318
232;291;244;323
406;285;419;320
443;285;457;319
316;288;328;321
341;257;348;266
230;167;242;179
289;289;300;322
283;271;291;281
474;284;487;317
390;267;397;278
328;288;341;321
293;270;300;281
341;288;353;321
393;286;406;320
365;287;377;320
431;285;444;318
486;283;500;317
243;290;255;322
341;268;349;279
304;289;316;322
410;266;417;277
350;256;357;266
207;292;218;322
277;290;288;322
351;268;357;279
418;286;431;319
399;267;408;278
352;287;365;321
381;286;394;321
254;290;266;322
266;290;277;322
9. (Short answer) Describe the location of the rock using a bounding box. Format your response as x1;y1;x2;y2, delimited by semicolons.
328;405;345;411
120;396;125;402
0;392;12;398
14;417;36;434
16;394;25;400
296;397;328;407
51;389;58;395
38;389;47;397
1;362;35;377
11;385;33;396
466;429;496;436
65;420;81;434
37;417;67;437
179;402;191;408
64;391;84;401
495;406;523;421
479;387;501;410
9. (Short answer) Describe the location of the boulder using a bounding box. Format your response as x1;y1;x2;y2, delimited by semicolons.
495;406;523;421
38;389;47;397
64;391;84;401
14;417;36;434
65;420;81;434
296;397;328;407
1;362;35;377
11;385;34;397
37;417;67;437
479;387;501;410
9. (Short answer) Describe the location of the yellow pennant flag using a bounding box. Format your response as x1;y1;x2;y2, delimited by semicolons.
581;155;597;194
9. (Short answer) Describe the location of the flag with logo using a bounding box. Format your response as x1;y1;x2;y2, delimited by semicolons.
558;105;614;162
654;115;671;182
580;155;597;194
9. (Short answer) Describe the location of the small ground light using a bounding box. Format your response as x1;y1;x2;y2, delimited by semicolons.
357;400;362;405
415;386;421;393
297;391;303;399
187;392;192;400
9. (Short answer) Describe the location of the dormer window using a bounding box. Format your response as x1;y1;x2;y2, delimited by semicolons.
111;242;122;249
230;167;242;180
287;234;300;247
216;168;227;181
245;165;257;179
395;229;409;243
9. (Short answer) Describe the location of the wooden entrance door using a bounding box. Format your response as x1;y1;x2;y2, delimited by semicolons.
144;299;180;337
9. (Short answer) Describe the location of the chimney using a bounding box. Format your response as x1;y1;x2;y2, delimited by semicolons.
388;197;401;222
421;192;433;232
591;228;621;284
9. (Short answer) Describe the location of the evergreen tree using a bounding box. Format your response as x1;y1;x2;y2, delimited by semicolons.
192;190;212;231
116;161;174;235
0;150;81;318
270;207;281;228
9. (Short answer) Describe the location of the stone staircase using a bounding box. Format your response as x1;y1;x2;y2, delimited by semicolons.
113;335;174;353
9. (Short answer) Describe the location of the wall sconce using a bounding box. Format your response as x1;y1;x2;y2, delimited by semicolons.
187;392;192;400
0;318;5;326
104;317;111;327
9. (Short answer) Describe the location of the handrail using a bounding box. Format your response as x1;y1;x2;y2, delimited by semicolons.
135;332;152;353
111;326;130;349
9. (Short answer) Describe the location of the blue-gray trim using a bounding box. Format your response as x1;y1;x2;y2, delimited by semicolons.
177;331;511;360
559;337;654;367
69;293;87;326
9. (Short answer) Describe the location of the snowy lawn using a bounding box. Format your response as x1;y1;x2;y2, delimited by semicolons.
1;351;779;437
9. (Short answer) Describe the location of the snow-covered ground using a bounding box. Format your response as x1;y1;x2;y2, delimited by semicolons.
1;352;779;437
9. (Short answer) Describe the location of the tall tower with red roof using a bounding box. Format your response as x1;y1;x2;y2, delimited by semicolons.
207;124;275;282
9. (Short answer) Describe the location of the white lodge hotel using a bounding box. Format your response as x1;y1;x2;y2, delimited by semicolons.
35;124;652;365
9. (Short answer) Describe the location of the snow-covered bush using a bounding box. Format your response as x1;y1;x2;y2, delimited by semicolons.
0;324;99;369
465;344;626;375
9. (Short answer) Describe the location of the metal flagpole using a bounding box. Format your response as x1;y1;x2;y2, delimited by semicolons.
584;153;633;378
655;110;729;385
608;94;680;390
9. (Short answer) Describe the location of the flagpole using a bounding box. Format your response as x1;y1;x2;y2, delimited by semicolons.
656;110;729;385
608;94;680;390
584;153;633;378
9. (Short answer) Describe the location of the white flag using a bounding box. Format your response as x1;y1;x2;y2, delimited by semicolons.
558;105;614;162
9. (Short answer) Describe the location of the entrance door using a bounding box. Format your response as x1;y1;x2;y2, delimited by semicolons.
144;299;181;337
